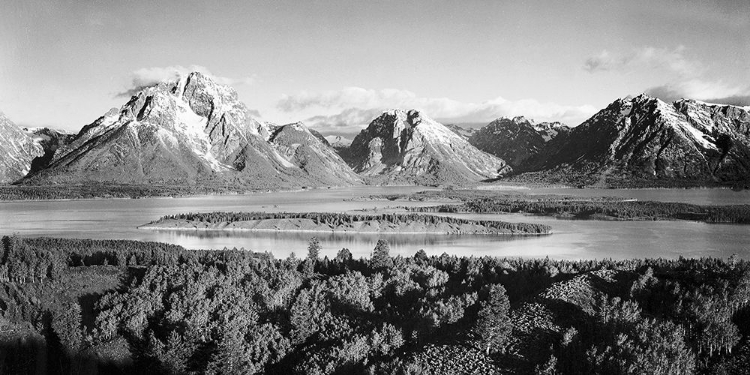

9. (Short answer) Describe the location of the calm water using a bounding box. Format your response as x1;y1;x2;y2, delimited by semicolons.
1;186;748;260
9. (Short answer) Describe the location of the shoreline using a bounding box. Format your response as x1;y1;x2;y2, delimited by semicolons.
1;182;746;202
138;224;552;236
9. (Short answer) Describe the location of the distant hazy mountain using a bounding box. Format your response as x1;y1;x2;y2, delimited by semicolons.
23;72;359;188
346;109;511;185
468;116;570;170
0;113;43;183
444;124;477;140
513;95;750;186
324;135;353;149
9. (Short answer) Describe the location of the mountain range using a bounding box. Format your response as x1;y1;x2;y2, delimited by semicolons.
16;73;360;189
1;72;748;188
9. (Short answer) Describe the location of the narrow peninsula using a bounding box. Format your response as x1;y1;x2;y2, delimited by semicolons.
140;212;551;235
361;190;750;224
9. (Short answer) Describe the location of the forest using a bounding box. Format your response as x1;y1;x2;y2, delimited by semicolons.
0;235;749;374
367;190;750;224
150;211;552;234
0;184;248;201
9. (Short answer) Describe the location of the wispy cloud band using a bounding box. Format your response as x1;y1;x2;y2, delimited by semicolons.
116;65;256;98
279;87;597;135
585;45;749;106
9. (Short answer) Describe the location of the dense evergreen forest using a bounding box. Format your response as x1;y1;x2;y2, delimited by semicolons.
367;190;750;224
150;211;552;234
1;235;749;374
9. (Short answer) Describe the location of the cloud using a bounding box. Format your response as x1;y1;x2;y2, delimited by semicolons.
584;46;701;76
302;108;386;135
116;65;256;97
246;108;263;119
645;80;750;105
278;87;427;113
285;88;598;136
583;50;616;72
586;45;750;106
442;97;598;126
703;95;750;107
643;85;684;103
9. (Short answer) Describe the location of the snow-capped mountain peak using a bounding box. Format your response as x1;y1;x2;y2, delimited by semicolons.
513;95;750;186
22;71;358;188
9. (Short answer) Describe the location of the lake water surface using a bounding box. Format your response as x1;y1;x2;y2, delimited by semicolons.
1;186;748;260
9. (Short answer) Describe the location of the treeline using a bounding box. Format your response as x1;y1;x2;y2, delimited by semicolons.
410;197;750;223
0;183;252;201
1;235;749;374
154;211;552;234
504;171;747;189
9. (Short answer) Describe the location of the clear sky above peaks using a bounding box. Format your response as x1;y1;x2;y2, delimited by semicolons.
1;0;748;136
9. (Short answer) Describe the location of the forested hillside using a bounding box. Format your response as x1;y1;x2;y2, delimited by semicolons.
0;235;749;374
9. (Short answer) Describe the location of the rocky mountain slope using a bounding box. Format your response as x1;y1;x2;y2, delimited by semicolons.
0;113;44;183
513;95;750;186
468;116;570;170
269;123;361;185
23;127;74;174
346;109;511;185
22;73;359;188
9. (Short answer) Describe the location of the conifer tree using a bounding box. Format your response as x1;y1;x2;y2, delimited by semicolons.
336;248;352;263
371;239;393;270
307;237;321;260
474;284;512;355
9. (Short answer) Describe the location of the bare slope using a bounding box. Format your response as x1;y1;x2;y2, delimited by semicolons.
269;123;362;186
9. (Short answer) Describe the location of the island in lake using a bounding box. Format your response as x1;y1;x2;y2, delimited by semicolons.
140;211;552;235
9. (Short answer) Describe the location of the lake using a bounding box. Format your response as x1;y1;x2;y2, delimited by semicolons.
1;186;748;260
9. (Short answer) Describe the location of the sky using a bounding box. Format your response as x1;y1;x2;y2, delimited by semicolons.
1;0;748;137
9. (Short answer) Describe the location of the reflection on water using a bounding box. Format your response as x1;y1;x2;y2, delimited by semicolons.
149;229;538;258
1;186;748;260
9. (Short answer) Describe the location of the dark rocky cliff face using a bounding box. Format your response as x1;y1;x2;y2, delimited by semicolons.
513;95;750;186
24;127;75;174
346;109;511;185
